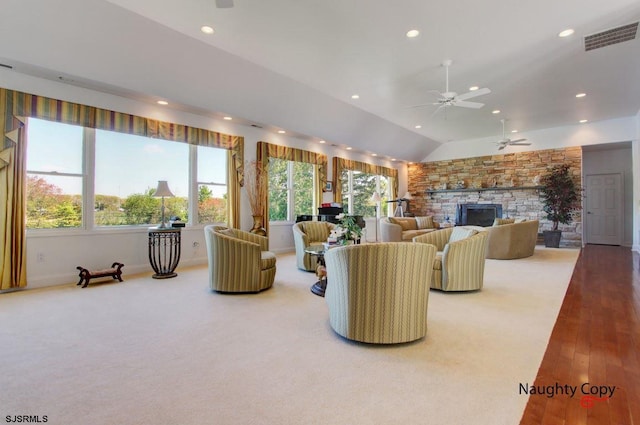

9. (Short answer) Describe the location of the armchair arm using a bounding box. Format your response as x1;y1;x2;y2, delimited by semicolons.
412;227;453;251
380;219;402;242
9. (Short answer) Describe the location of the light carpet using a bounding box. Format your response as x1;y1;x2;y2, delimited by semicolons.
0;247;579;425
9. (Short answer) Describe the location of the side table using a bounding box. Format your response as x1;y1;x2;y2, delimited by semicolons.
148;227;181;279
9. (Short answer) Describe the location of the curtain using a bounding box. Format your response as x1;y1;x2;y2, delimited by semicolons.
0;92;27;289
256;142;328;235
332;157;398;206
0;87;245;289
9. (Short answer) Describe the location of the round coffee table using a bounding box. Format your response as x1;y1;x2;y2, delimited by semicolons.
305;244;327;297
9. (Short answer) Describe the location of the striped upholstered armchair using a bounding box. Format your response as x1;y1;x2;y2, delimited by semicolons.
324;243;437;344
292;221;336;271
204;225;276;293
413;226;489;292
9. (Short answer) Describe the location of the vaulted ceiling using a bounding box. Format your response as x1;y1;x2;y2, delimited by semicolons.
1;0;639;162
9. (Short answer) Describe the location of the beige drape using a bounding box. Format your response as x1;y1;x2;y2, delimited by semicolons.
332;157;398;205
256;142;328;235
0;87;244;289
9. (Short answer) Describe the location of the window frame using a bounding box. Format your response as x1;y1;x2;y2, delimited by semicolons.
268;158;316;223
25;117;230;234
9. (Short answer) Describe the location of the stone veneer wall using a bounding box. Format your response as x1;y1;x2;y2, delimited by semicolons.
407;147;582;247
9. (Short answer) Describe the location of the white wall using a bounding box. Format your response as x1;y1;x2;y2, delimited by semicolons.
423;117;637;162
634;110;640;253
2;70;404;288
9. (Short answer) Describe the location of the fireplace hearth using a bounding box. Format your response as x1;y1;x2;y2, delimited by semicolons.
456;204;503;227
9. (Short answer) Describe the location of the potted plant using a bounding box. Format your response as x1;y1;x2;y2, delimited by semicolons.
539;164;581;248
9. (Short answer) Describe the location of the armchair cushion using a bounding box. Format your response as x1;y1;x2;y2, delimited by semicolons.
415;216;436;230
449;227;478;243
389;217;417;231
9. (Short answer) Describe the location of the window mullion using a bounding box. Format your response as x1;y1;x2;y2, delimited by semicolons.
84;127;96;230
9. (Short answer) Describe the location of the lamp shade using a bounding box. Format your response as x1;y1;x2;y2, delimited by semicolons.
154;181;175;197
403;191;413;200
370;192;381;203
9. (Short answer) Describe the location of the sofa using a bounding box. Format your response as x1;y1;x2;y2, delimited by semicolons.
485;219;539;259
380;216;439;242
413;226;488;292
292;221;337;271
204;225;276;293
324;243;437;344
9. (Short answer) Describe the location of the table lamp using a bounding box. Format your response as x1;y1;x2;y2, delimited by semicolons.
154;180;174;228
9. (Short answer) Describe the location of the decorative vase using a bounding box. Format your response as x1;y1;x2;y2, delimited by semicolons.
250;215;267;236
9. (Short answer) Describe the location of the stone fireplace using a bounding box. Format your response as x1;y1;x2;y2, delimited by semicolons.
456;203;502;227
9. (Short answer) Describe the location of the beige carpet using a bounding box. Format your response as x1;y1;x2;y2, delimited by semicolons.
0;247;579;425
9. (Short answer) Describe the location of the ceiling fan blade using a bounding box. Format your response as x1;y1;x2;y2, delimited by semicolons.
510;141;531;146
498;144;506;150
454;100;484;109
510;138;528;144
455;87;491;101
216;0;234;8
406;102;440;109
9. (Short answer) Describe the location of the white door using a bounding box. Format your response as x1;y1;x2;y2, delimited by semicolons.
585;173;622;245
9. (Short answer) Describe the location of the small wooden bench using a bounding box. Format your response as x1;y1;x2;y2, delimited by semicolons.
76;262;124;288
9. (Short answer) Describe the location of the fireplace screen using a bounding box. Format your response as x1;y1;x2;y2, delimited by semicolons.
456;204;503;227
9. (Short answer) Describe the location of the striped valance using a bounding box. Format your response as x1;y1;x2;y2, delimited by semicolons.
1;88;244;183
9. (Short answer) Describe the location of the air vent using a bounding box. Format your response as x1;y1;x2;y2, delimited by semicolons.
584;22;638;51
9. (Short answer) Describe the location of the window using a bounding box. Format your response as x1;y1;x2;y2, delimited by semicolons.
26;119;84;229
95;129;189;226
25;118;229;230
196;145;227;224
268;158;315;222
340;170;389;216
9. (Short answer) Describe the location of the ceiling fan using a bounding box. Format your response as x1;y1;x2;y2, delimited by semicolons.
410;60;491;114
496;119;530;150
215;0;234;8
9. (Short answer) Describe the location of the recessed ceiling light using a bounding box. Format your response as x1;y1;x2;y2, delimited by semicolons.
319;140;326;144
469;86;479;91
277;130;286;134
558;29;575;38
575;93;586;98
351;94;360;99
223;116;232;120
157;100;168;105
511;130;518;133
201;26;215;35
406;29;420;38
372;153;378;157
346;147;352;150
579;119;588;123
492;110;501;114
391;158;396;161
415;125;422;129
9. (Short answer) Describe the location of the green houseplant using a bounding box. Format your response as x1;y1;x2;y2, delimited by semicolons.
539;164;581;248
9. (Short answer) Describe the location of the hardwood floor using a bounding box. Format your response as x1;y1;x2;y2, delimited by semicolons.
520;245;640;425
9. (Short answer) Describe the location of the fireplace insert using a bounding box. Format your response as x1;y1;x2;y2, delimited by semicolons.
456;204;503;227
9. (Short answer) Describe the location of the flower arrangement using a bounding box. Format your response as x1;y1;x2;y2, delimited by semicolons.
328;213;362;245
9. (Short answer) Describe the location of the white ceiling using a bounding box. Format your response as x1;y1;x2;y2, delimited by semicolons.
1;0;639;162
